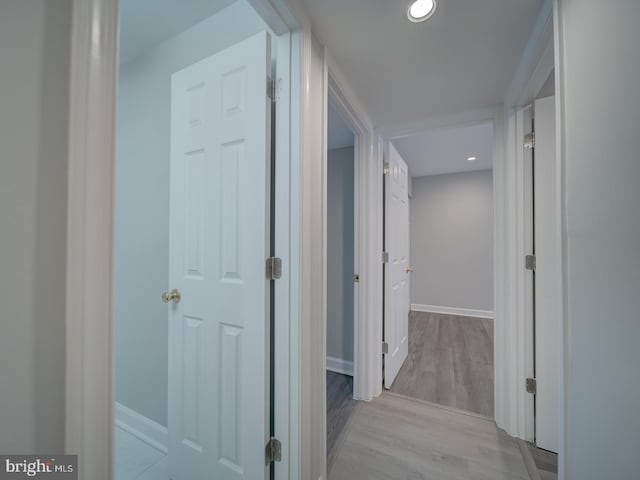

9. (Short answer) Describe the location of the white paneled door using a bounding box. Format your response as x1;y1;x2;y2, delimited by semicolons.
384;144;410;389
533;95;559;453
167;31;272;480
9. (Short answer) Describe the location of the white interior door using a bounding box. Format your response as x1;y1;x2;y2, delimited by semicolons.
384;144;410;389
167;31;272;480
533;95;559;453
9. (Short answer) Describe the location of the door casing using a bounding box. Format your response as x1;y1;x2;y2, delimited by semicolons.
532;95;560;453
326;69;379;402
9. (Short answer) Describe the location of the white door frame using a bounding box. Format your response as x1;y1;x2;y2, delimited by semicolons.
326;61;379;402
298;39;382;478
64;1;301;478
501;0;556;445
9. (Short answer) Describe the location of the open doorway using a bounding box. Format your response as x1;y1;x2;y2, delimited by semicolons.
325;101;358;467
383;122;496;418
113;2;283;479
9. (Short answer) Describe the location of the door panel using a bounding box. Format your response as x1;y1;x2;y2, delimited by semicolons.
168;31;271;480
534;95;559;453
384;144;410;389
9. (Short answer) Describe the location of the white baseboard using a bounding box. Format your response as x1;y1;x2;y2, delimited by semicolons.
411;304;494;319
115;402;168;454
326;356;354;376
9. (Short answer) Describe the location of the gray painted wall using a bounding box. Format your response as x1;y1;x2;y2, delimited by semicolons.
410;170;493;312
115;1;267;427
326;147;355;363
0;0;70;452
559;1;640;478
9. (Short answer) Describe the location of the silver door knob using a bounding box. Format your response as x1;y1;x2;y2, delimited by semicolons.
161;289;181;304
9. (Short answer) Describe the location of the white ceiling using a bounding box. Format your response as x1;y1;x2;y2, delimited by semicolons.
119;0;237;63
392;122;493;178
302;0;544;128
328;103;355;150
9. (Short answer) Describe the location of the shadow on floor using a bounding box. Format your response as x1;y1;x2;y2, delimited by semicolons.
326;371;358;468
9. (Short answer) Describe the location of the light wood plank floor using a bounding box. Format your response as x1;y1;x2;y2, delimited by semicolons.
329;393;530;480
389;311;494;417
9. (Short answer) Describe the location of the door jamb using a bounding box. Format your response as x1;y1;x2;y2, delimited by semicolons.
516;104;536;443
502;0;556;445
64;1;300;478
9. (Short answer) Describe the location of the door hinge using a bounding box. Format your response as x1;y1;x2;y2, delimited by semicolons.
524;132;535;149
382;341;389;355
266;257;282;280
383;162;390;175
265;437;282;465
526;377;537;395
267;77;282;102
525;254;536;271
353;274;360;283
382;252;389;263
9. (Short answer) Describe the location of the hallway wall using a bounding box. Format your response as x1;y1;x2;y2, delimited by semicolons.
410;169;494;313
558;1;640;477
0;0;70;453
326;146;355;370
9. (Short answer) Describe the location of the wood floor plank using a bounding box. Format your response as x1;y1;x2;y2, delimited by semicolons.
329;393;530;480
389;311;494;417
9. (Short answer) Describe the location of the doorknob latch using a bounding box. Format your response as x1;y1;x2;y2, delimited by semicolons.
161;289;181;304
405;267;414;273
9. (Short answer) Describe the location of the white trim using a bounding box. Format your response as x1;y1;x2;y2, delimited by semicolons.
65;1;300;479
410;304;494;319
299;31;328;480
65;1;118;478
494;0;557;447
273;30;299;480
553;2;569;477
515;104;535;443
114;403;168;454
298;24;382;479
326;357;354;377
492;108;508;440
326;58;378;403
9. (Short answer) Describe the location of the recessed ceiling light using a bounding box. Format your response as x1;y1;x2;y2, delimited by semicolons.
408;0;436;23
467;156;477;161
